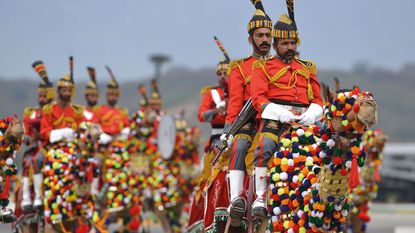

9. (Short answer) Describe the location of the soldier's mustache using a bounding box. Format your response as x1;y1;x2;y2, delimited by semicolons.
260;42;270;47
285;50;295;56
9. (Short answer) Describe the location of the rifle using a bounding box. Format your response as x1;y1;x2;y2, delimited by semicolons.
211;98;257;165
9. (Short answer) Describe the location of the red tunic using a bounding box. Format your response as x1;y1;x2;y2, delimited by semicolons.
96;105;129;135
40;103;85;141
197;86;226;127
23;107;42;138
225;56;258;125
251;57;323;113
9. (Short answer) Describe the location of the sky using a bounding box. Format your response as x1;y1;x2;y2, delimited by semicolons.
0;0;414;82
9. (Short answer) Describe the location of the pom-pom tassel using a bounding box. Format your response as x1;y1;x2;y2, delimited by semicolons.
348;155;360;189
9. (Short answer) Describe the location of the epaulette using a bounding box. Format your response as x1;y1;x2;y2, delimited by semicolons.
228;57;252;76
120;107;129;116
71;104;85;115
200;86;213;96
23;107;36;117
229;57;250;70
42;104;52;114
296;58;317;75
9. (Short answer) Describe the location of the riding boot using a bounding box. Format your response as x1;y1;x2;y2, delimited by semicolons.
21;176;32;211
33;173;43;208
0;209;16;223
252;167;268;218
228;170;246;227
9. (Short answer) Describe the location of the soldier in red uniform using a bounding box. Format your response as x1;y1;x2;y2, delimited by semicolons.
83;67;100;123
197;61;228;148
149;79;163;116
40;74;84;143
187;37;230;232
20;61;55;210
96;66;130;144
250;1;324;218
222;0;273;226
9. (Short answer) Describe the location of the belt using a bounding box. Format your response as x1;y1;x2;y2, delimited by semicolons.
270;99;308;115
270;99;308;108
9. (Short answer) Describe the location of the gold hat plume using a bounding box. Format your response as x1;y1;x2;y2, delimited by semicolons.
85;66;99;94
105;65;120;95
32;60;55;100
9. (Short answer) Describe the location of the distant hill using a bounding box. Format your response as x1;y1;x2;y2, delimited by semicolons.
1;63;414;142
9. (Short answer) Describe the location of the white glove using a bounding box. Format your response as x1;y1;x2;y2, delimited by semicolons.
216;101;226;109
220;133;234;147
297;103;324;126
261;103;296;123
83;110;93;121
99;133;113;144
64;128;75;142
49;128;74;143
121;127;130;137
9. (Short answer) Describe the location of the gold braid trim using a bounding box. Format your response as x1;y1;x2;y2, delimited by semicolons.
296;59;317;75
234;133;253;143
204;147;230;191
42;104;52;114
229;60;241;70
200;86;213;96
229;59;251;85
120;107;129;116
260;132;279;144
24;107;35;117
252;59;267;70
71;104;85;116
256;59;315;101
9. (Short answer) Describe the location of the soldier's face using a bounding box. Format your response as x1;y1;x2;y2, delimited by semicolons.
249;28;272;56
106;92;119;107
85;93;98;107
216;69;228;86
38;90;48;106
274;38;297;63
58;87;72;102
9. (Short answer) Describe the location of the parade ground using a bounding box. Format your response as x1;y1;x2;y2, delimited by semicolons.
0;204;414;233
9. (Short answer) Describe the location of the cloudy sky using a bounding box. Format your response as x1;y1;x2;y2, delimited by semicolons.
1;0;414;81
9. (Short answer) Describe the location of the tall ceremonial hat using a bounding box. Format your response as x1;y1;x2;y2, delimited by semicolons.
137;83;149;107
57;56;75;96
85;66;99;95
248;0;273;35
213;36;230;73
105;65;121;95
273;0;301;44
149;79;162;105
32;60;55;100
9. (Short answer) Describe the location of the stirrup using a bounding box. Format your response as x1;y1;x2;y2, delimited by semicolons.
22;204;34;212
0;209;17;223
252;199;267;219
229;196;246;227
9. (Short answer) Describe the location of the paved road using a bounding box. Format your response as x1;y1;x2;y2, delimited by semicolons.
1;203;414;233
